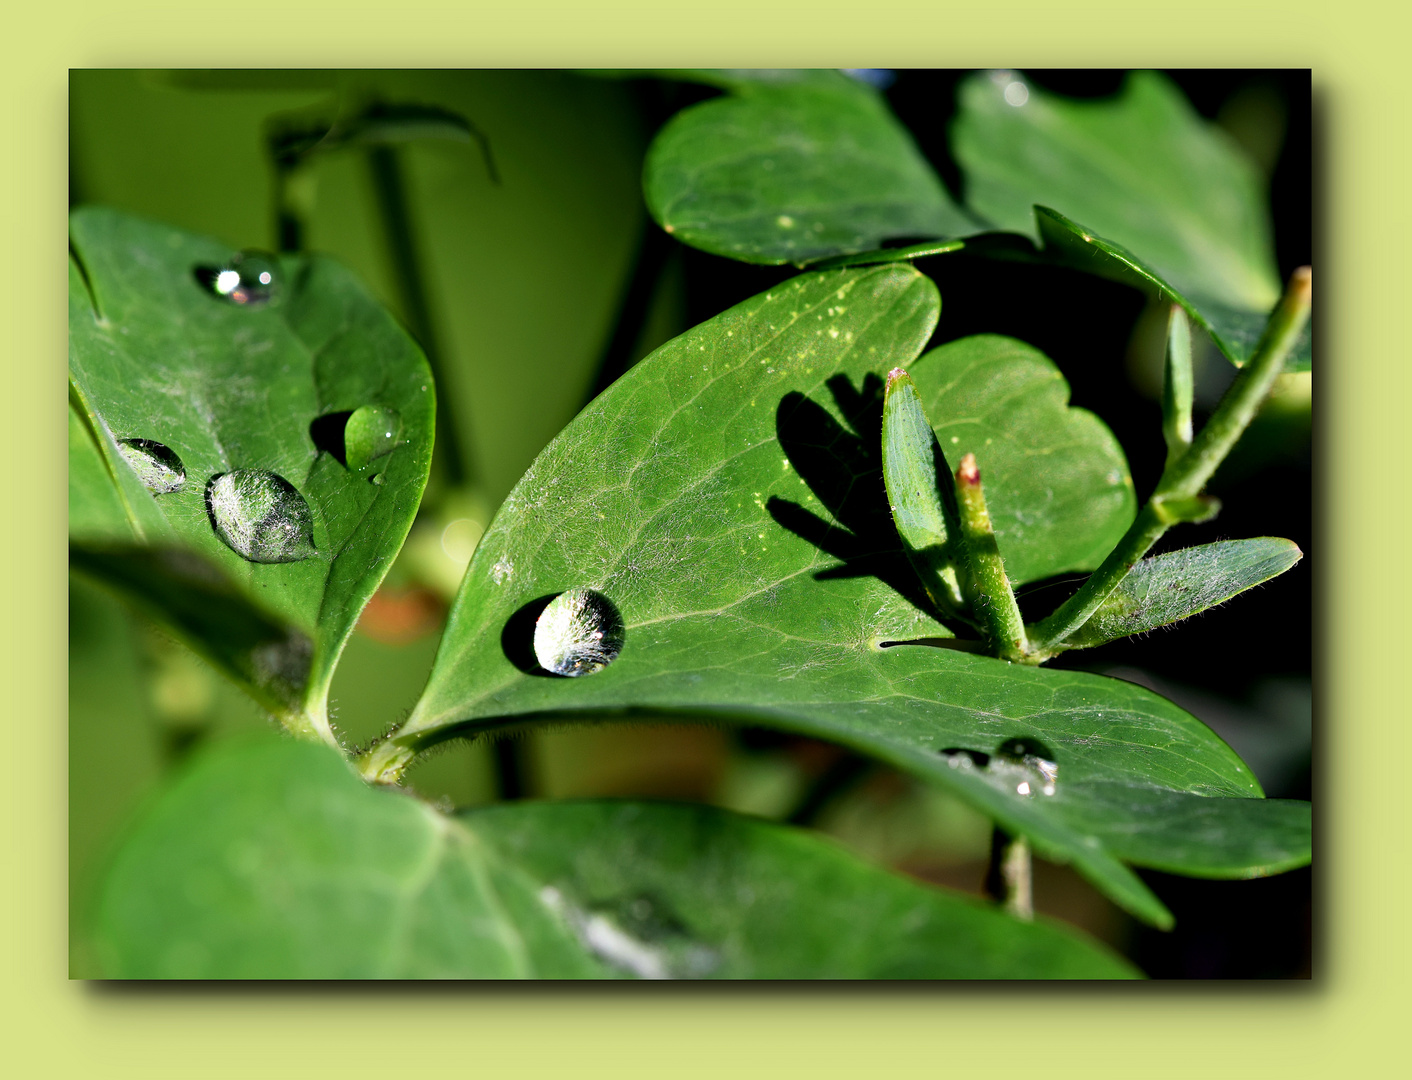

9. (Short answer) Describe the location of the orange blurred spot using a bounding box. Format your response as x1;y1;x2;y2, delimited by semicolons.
357;586;446;644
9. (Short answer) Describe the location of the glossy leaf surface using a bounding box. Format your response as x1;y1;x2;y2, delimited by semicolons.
1064;538;1303;649
954;72;1309;371
1035;208;1311;372
96;737;1137;978
403;267;1303;927
645;76;973;265
68;207;434;728
909;335;1136;585
954;70;1280;311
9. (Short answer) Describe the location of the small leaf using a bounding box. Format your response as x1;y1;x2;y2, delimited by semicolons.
96;737;1138;978
1064;538;1303;649
645;77;974;265
881;369;966;619
1035;207;1312;372
68;207;434;730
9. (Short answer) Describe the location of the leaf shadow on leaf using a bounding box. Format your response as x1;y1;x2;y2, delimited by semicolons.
767;373;963;633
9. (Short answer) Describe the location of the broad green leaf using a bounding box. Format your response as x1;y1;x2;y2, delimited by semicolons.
394;266;1300;928
644;78;974;265
953;70;1280;312
68;207;434;733
1035;207;1312;372
69;397;132;543
953;72;1309;372
1064;538;1303;649
908;335;1136;585
96;737;1137;978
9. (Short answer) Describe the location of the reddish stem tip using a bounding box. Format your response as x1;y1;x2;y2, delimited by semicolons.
957;452;980;485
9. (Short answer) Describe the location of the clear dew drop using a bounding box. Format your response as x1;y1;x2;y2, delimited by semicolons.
940;737;1059;797
208;251;279;306
533;588;624;677
205;469;317;564
344;404;402;471
117;438;185;494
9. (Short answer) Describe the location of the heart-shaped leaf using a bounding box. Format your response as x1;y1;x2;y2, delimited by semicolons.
95;736;1138;978
383;266;1306;927
953;72;1308;371
644;74;974;265
1063;538;1303;649
953;70;1281;312
68;207;434;737
908;334;1136;585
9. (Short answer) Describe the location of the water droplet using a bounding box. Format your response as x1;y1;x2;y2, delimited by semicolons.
941;739;1058;797
206;251;279;306
344;404;402;471
205;470;317;564
533;588;624;677
117;438;185;494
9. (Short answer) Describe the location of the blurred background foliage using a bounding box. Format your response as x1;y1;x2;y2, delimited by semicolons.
70;69;1310;978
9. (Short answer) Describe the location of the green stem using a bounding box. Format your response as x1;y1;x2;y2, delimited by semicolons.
1162;303;1193;467
367;144;473;489
985;829;1033;920
955;454;1029;662
1029;267;1311;652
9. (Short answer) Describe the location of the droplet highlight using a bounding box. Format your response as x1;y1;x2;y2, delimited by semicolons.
117;438;185;494
205;469;317;564
207;251;279;306
533;588;624;677
345;404;402;471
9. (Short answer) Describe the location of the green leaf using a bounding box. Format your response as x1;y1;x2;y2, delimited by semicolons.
69;544;309;720
1064;538;1303;649
953;72;1309;372
954;70;1280;311
67;207;434;734
96;737;1138;978
644;78;974;265
391;266;1300;928
881;369;967;620
1034;207;1312;372
908;335;1137;585
69;396;133;543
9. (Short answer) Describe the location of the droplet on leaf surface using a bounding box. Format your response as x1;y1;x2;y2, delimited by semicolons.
207;251;279;306
117;438;185;494
345;405;402;471
205;469;317;564
533;588;624;677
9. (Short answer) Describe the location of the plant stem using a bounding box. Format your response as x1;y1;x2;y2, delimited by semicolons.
954;454;1029;661
367;144;473;489
1028;267;1311;653
1162;303;1193;467
985;828;1033;920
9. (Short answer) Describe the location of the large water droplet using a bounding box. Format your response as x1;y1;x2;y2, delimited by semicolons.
533;588;624;677
940;738;1058;797
345;404;402;471
117;438;185;494
205;469;317;564
207;251;279;306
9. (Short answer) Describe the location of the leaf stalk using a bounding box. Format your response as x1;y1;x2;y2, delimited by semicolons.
1028;267;1311;653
